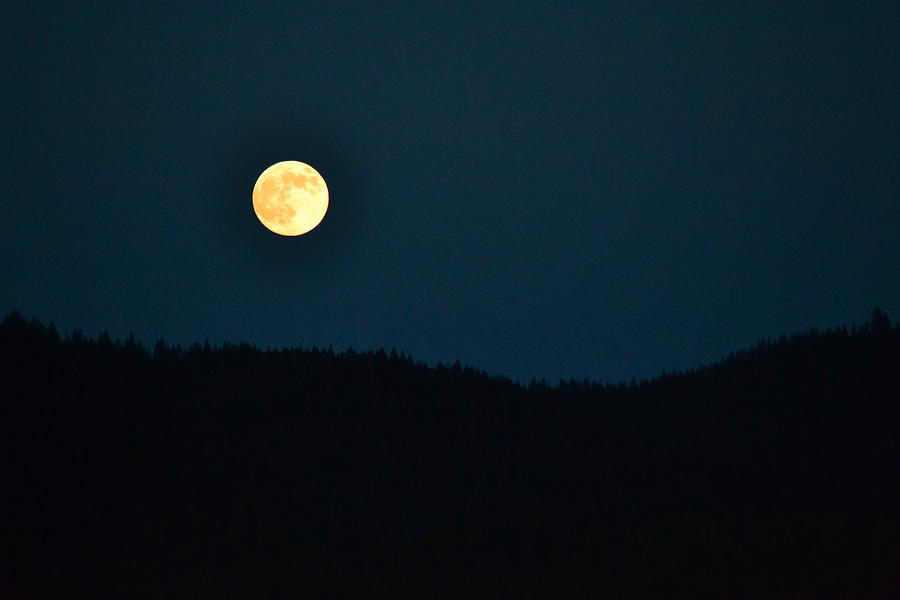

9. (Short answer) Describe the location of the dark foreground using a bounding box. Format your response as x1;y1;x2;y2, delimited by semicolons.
2;310;898;598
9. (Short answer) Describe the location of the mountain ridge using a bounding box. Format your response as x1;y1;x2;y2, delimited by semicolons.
1;308;897;598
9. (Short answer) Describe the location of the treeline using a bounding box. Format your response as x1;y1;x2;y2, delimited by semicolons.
1;309;897;598
4;306;896;391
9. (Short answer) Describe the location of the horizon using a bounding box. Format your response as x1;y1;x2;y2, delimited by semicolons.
5;304;893;387
4;291;897;596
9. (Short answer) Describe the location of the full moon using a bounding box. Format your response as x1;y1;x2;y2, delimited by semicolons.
252;161;329;236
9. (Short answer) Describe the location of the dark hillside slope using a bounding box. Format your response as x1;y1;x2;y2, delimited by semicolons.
1;310;898;598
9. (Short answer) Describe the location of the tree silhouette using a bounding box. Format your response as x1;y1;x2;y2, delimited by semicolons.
0;308;897;598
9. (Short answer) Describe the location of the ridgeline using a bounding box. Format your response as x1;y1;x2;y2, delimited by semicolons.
2;309;897;597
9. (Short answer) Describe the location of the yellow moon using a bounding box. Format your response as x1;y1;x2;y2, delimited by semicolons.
252;161;329;236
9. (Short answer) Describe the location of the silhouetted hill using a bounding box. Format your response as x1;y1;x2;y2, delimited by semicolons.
2;309;897;598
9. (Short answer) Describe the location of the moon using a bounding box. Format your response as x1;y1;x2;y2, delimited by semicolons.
252;161;329;236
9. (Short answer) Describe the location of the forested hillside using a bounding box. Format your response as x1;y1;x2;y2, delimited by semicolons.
2;310;897;598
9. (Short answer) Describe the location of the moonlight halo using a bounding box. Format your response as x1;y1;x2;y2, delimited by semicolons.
252;160;329;236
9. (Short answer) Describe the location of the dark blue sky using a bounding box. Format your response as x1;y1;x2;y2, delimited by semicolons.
2;2;897;383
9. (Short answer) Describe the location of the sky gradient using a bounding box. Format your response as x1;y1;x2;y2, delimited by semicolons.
2;2;898;383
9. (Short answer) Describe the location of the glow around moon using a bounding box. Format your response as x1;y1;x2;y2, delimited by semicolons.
252;161;329;236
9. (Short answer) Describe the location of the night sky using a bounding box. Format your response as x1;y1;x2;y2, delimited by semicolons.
2;2;897;384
